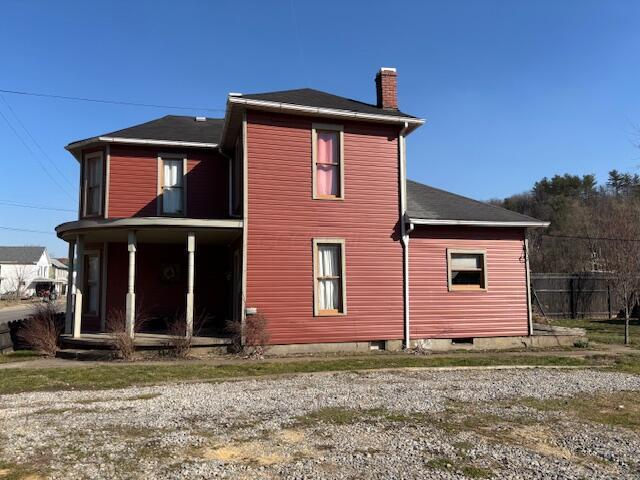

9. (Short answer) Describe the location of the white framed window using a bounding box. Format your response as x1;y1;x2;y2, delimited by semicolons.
158;155;186;216
447;249;488;291
313;238;347;315
312;123;344;200
83;152;103;216
84;252;100;315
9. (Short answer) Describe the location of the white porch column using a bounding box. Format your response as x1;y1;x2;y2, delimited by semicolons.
125;231;137;338
64;240;76;335
72;235;85;339
186;231;195;338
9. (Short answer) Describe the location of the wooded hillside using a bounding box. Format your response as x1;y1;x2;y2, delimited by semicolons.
490;170;640;274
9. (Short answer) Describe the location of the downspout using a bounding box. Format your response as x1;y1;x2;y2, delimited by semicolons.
524;237;534;336
398;121;411;349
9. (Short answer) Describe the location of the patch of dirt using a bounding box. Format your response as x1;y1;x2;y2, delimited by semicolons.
507;425;575;460
200;442;286;466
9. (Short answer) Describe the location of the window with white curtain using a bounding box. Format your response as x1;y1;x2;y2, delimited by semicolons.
314;239;346;315
447;249;487;291
83;153;103;216
161;157;184;215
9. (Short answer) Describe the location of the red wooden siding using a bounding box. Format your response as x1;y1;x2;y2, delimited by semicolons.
107;146;228;219
409;226;528;338
108;146;158;217
245;111;404;345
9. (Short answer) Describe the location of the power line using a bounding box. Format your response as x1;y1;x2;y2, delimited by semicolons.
0;226;56;235
0;199;75;213
0;105;75;200
0;95;76;189
0;88;226;112
542;233;640;243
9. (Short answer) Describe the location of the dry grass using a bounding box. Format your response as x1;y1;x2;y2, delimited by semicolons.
17;303;62;356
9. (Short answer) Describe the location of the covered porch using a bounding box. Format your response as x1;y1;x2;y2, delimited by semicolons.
56;217;243;340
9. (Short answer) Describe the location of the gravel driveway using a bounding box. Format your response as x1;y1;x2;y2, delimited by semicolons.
1;367;640;479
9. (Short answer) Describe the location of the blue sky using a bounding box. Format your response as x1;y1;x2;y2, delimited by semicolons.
1;0;639;256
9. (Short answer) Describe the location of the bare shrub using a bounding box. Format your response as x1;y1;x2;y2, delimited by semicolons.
225;313;270;357
105;305;150;360
106;309;135;360
164;311;207;359
18;302;62;356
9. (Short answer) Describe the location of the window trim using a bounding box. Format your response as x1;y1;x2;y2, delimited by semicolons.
157;154;188;217
313;238;347;316
311;123;344;200
447;249;488;292
82;151;104;218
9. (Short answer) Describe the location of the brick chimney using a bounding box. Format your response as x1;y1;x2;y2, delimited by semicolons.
375;67;398;110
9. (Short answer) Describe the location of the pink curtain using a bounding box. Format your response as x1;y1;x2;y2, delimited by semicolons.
317;131;339;196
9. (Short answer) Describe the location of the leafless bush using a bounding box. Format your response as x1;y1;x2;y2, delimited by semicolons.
225;313;270;357
106;309;135;360
18;302;62;356
105;305;150;360
164;311;207;359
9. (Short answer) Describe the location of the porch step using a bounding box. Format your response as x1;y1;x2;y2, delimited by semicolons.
56;349;117;361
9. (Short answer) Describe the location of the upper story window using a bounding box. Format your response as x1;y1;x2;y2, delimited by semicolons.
313;238;347;316
312;123;344;200
159;156;185;216
447;249;487;291
83;152;103;217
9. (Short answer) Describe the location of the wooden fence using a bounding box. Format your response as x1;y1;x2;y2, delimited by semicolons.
530;273;616;319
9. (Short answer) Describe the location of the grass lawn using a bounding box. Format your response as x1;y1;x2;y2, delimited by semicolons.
0;351;41;364
0;353;608;395
549;317;640;346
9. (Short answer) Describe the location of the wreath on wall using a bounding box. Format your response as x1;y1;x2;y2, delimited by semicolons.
160;264;181;284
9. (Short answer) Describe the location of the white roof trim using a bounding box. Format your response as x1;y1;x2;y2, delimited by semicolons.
66;137;218;151
410;218;550;228
227;96;425;125
56;217;243;238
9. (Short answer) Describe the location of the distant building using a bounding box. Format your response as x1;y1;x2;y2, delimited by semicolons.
0;246;67;298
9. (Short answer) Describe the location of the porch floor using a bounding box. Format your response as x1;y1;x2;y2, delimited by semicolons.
60;333;232;350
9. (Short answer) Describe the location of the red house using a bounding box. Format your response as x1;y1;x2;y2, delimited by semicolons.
56;68;549;352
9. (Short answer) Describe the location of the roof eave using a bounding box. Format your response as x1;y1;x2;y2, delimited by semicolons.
66;136;219;153
409;218;550;228
220;95;425;147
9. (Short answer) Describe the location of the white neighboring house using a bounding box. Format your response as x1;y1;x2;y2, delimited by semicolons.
0;246;67;298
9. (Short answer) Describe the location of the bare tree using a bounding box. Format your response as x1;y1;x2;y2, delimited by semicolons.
593;197;640;344
5;265;31;300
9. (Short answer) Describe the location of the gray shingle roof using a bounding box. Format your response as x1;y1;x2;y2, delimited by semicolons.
50;258;68;269
68;115;224;147
407;180;545;224
240;88;418;119
0;246;46;264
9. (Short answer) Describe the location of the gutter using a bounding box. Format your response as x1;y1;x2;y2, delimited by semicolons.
399;121;412;349
410;218;550;228
66;137;219;152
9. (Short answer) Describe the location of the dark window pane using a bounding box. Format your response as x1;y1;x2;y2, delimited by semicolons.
451;270;483;286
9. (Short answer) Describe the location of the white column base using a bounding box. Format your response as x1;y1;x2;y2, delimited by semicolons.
186;292;194;338
125;292;136;338
73;291;83;339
